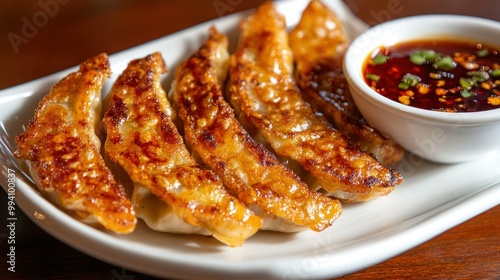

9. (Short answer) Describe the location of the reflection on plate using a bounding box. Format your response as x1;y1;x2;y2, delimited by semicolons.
0;0;499;279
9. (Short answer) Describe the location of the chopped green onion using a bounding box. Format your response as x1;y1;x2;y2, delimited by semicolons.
409;53;426;65
477;49;489;57
433;56;456;71
459;77;476;90
373;54;388;65
461;89;473;98
409;50;440;65
467;71;489;82
398;83;410;90
366;73;380;82
491;69;500;77
402;73;421;87
419;50;440;60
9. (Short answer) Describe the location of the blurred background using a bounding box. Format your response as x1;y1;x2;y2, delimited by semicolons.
1;0;499;89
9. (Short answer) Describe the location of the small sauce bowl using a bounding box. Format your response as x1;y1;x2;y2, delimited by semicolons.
343;15;500;163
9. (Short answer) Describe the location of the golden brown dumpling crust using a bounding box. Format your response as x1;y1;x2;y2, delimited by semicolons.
172;27;342;232
103;52;261;246
289;0;404;166
15;53;137;234
228;2;402;202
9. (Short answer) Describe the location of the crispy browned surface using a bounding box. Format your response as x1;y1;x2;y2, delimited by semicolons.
103;52;261;246
172;27;342;231
289;0;404;166
228;2;402;202
14;53;137;234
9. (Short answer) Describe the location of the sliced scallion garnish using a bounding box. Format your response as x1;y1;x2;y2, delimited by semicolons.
409;53;426;65
409;50;440;65
467;71;489;82
433;56;456;71
398;83;410;90
366;73;380;82
461;89;473;98
373;54;388;65
477;48;489;57
459;77;476;90
491;69;500;77
419;50;440;61
402;73;421;87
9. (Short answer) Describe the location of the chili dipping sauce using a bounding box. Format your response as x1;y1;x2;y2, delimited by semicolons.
363;39;500;112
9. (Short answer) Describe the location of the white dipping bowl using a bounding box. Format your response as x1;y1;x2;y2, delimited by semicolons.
343;15;500;163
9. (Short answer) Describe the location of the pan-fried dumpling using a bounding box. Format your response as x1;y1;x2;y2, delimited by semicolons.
171;27;342;232
14;53;137;234
103;52;261;247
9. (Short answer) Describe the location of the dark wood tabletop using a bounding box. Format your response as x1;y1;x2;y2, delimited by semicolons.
1;1;499;279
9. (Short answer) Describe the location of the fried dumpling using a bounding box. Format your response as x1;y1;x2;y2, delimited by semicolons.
14;53;137;234
171;27;342;232
103;52;261;246
228;2;402;202
289;0;404;166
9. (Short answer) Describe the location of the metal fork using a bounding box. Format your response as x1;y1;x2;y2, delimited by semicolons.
0;121;35;185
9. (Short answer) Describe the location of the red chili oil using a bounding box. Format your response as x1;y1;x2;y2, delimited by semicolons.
363;39;500;112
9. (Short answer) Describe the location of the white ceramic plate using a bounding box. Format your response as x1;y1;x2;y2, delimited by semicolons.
1;1;499;279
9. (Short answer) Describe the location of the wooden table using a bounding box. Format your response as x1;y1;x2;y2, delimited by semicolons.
1;1;499;279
